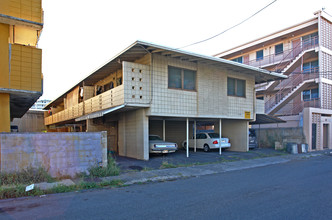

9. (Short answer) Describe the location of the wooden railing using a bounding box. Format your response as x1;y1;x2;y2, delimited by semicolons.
45;85;124;125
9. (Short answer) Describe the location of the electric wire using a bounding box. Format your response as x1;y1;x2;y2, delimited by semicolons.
177;0;277;50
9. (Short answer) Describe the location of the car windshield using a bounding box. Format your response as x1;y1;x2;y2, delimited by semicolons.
208;133;219;138
149;135;162;141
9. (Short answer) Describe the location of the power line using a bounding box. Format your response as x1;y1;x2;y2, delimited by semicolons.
178;0;277;50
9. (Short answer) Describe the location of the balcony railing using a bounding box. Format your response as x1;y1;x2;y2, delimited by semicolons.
45;60;151;126
275;98;321;116
45;85;125;125
10;44;42;92
245;36;319;70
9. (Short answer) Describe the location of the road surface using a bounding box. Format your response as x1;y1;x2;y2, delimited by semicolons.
1;155;332;219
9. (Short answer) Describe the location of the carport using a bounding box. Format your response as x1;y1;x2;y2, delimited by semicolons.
149;117;248;157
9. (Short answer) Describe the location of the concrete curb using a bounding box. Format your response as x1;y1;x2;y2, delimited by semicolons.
33;151;331;190
101;156;292;186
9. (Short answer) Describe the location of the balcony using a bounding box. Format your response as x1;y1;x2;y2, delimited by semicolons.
0;0;43;24
275;98;321;116
10;44;42;92
45;61;151;126
245;36;319;70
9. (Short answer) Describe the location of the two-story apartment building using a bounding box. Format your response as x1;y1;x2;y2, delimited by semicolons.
44;41;285;160
0;0;43;132
216;10;332;151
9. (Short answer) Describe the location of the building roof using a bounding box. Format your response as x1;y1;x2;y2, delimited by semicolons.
45;40;286;109
215;11;332;58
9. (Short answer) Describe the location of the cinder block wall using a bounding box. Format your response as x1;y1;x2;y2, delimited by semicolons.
0;132;107;177
118;109;149;160
222;119;248;152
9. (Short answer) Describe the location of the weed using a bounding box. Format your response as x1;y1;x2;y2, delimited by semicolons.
160;161;178;169
0;167;54;186
87;156;120;177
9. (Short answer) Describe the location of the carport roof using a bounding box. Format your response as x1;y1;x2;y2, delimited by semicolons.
250;114;286;125
45;40;287;109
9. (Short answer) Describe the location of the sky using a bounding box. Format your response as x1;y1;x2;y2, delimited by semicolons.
38;0;332;101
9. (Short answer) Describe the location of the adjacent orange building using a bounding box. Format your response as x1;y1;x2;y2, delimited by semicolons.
0;0;43;132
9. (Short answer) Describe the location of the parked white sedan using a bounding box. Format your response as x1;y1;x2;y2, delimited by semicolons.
149;135;178;154
182;132;231;152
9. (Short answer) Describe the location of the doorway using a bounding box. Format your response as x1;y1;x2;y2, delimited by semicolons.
323;124;329;149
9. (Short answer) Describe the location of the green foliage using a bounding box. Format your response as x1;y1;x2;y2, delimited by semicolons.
0;167;54;186
87;156;120;177
160;161;178;169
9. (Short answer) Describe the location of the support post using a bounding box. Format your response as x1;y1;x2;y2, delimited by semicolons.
219;119;222;155
163;119;165;141
186;118;189;158
194;120;197;152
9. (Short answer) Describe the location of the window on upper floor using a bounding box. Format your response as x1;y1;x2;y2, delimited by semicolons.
302;32;318;48
256;50;263;61
168;66;196;91
231;56;243;63
275;43;283;55
227;77;246;97
302;88;319;101
303;60;319;73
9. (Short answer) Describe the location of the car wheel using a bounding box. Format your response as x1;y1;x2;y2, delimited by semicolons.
203;144;210;152
183;142;187;150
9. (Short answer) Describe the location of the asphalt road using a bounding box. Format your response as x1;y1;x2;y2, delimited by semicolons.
1;155;332;220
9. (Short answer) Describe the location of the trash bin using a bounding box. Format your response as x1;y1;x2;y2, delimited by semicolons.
286;143;298;154
301;144;308;153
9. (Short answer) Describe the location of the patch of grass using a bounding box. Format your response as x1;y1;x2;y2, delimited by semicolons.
0;167;54;186
86;156;120;178
0;179;124;200
160;161;178;169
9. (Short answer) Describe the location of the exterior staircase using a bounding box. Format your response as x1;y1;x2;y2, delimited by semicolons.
260;36;319;115
266;79;315;115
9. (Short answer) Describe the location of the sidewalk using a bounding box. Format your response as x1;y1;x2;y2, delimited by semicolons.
102;149;331;186
37;149;332;190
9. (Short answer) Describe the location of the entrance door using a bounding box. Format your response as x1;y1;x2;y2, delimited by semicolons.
312;123;317;150
292;38;301;59
323;124;329;149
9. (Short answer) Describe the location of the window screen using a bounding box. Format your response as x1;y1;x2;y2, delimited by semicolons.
275;44;283;55
168;66;182;89
168;66;196;91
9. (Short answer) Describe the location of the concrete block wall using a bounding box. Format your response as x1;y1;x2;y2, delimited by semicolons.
118;108;149;160
123;61;151;105
148;54;197;117
0;132;107;177
147;54;255;119
222;119;248;152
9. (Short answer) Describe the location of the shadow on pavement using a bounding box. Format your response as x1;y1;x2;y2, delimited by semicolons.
114;148;286;173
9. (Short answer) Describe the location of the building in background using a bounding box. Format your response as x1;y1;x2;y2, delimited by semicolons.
216;10;332;151
10;99;50;132
0;0;43;132
30;99;51;110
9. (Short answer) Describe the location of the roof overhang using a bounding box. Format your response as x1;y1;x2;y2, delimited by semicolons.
250;114;286;125
0;88;42;118
45;40;286;109
75;104;150;122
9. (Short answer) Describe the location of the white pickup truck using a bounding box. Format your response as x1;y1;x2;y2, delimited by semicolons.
182;132;231;152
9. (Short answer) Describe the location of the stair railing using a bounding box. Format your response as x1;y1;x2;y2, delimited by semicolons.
265;67;319;113
274;35;319;73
